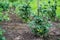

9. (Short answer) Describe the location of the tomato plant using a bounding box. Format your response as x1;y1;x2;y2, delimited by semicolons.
28;0;51;40
28;15;51;36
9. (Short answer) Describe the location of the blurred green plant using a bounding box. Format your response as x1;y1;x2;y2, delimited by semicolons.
0;1;9;11
47;0;57;21
15;4;32;23
0;28;6;40
28;15;51;36
0;12;9;22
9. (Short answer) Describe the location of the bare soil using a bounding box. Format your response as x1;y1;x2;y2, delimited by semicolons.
1;22;60;40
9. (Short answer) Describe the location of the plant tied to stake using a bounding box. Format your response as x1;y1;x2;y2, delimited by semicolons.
28;0;51;40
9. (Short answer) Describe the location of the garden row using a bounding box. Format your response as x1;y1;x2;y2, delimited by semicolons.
0;0;60;40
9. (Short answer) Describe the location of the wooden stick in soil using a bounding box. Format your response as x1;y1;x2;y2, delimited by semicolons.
37;0;40;16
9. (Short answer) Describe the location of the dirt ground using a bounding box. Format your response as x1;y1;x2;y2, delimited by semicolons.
1;22;60;40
